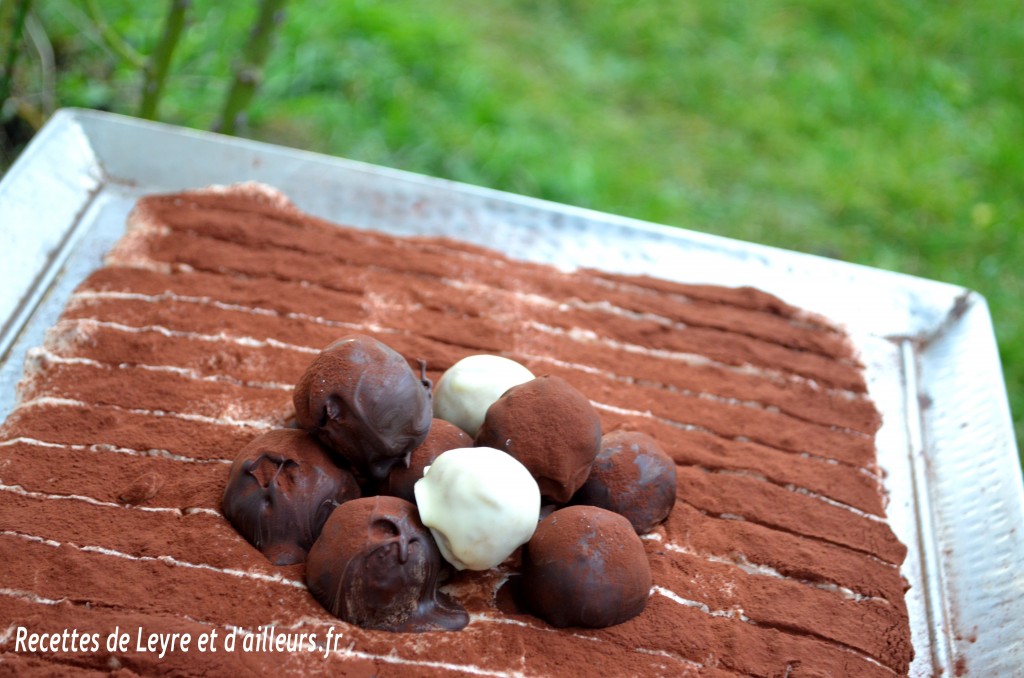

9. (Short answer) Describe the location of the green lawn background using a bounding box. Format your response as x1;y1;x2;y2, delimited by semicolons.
11;0;1024;456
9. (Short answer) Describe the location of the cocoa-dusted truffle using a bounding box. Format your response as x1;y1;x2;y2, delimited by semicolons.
384;418;472;503
222;429;360;565
293;334;433;481
475;375;601;503
573;430;677;534
306;496;468;632
522;505;651;628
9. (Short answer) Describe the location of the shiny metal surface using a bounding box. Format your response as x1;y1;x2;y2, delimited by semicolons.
1;109;1021;676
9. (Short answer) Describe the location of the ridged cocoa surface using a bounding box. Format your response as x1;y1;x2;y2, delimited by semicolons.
0;185;912;676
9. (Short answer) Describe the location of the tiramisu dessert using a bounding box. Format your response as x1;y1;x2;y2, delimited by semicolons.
0;183;913;676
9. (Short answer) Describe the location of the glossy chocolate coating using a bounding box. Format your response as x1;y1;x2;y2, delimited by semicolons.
293;335;433;481
522;505;651;628
572;430;677;534
223;429;360;565
306;496;468;632
384;418;472;503
475;375;601;503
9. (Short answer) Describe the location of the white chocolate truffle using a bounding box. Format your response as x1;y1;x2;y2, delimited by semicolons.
414;447;540;571
433;355;534;436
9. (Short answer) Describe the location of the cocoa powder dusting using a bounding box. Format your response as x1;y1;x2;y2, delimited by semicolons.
0;185;913;676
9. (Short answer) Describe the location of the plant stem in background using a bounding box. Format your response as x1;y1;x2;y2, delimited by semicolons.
138;0;188;120
18;11;55;126
0;0;34;112
78;0;145;69
217;0;287;135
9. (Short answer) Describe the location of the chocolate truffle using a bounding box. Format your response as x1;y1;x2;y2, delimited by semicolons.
415;446;540;570
384;418;472;503
433;354;534;436
222;429;360;565
475;375;601;503
293;334;433;481
306;496;468;632
522;505;651;629
573;430;677;534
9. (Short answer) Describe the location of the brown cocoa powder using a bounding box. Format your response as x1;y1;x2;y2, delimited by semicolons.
0;185;913;676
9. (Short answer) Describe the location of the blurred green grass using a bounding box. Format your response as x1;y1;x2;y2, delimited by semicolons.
12;0;1024;455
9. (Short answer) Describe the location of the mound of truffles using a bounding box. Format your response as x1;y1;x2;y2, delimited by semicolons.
222;429;360;565
293;334;433;481
476;375;602;503
223;342;677;633
306;496;469;632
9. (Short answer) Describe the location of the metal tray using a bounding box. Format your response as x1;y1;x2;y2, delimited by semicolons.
1;108;1021;676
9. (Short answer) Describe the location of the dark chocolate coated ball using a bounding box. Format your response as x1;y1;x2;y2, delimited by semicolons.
306;496;468;632
522;505;651;628
384;418;472;503
223;429;360;565
293;334;433;481
573;430;677;534
475;375;601;503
